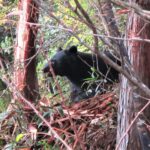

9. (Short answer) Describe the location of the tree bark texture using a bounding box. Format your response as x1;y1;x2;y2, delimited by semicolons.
117;1;150;150
14;0;39;104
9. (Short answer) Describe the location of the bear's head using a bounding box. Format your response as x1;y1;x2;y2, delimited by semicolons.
43;46;78;76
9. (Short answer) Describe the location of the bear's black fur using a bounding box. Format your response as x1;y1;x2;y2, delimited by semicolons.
43;46;119;102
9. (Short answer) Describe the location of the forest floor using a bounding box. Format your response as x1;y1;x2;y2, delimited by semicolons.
0;90;118;150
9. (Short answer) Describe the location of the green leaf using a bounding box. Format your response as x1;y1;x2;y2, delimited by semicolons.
0;111;10;122
56;105;64;117
16;133;24;142
3;143;15;150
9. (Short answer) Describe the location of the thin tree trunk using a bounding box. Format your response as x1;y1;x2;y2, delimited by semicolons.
14;0;39;106
117;1;150;149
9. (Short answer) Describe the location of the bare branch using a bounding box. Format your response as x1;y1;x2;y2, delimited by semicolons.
4;78;72;150
112;0;150;22
116;100;150;150
74;0;99;52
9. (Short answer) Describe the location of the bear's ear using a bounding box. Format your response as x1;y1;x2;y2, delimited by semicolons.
57;47;63;52
68;46;77;54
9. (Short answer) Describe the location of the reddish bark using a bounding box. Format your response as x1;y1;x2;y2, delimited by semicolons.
14;0;39;104
117;1;150;150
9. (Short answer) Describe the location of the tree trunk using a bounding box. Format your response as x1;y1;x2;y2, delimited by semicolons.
117;1;150;150
14;0;39;105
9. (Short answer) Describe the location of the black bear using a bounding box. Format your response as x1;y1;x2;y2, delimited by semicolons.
43;46;119;102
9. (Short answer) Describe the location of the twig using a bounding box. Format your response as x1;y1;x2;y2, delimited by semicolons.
74;0;99;52
115;100;150;150
112;0;150;22
5;79;72;150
